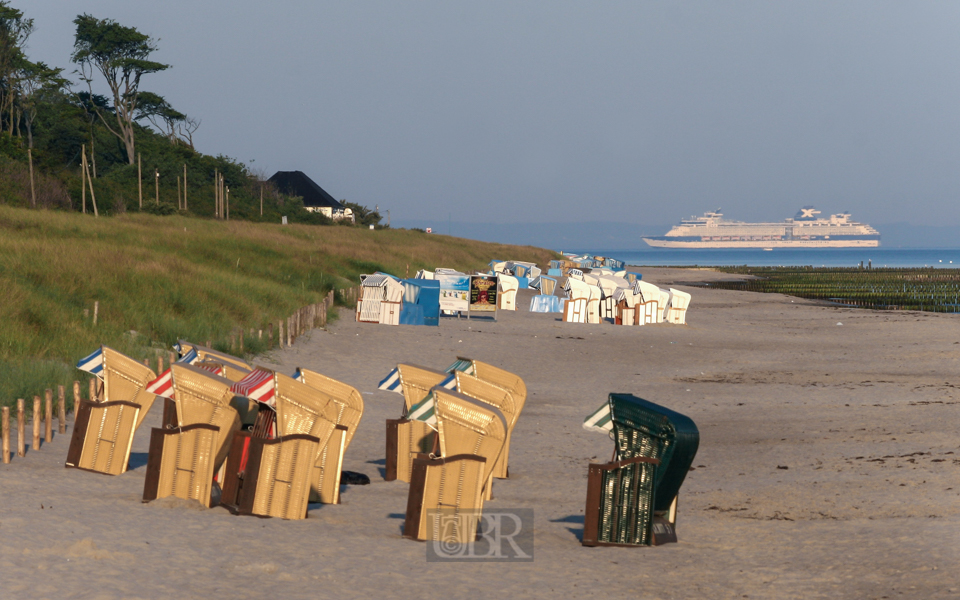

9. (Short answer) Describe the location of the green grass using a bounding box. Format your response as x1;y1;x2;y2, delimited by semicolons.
0;205;557;407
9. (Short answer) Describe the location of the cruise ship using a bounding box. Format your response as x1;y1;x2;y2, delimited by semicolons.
642;207;880;249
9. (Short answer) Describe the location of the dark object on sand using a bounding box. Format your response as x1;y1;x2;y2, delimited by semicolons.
340;470;370;485
582;393;699;548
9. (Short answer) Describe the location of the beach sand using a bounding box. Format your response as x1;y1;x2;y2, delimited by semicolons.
1;268;957;599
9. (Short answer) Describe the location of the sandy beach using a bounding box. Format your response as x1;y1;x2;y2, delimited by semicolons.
1;267;957;599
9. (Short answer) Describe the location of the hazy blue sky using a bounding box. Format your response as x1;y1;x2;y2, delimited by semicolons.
23;2;960;229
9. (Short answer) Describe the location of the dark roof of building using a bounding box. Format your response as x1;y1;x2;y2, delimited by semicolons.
267;171;344;209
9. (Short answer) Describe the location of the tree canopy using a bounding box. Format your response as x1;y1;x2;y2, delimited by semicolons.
71;14;169;164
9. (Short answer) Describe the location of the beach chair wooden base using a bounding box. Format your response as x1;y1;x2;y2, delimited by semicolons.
385;418;435;482
220;431;322;520
403;454;487;543
65;400;141;476
582;457;663;547
142;424;220;507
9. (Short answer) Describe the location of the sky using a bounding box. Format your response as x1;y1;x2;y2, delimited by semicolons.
21;2;960;235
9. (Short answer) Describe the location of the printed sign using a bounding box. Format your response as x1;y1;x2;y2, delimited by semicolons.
438;274;470;313
469;275;498;313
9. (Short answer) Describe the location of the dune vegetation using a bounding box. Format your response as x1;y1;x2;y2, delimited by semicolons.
0;205;557;407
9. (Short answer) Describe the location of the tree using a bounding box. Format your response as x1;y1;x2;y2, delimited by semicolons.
74;91;112;177
342;201;383;227
71;14;169;164
134;91;184;144
18;61;67;149
0;2;33;134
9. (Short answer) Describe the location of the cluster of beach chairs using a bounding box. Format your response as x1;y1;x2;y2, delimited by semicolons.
527;257;692;325
67;341;699;547
354;254;692;328
69;343;363;518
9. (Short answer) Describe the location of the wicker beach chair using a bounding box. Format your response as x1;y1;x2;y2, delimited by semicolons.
220;372;345;515
403;388;508;542
582;393;699;547
385;364;448;482
222;432;328;520
273;373;347;504
139;363;241;506
66;347;158;475
170;363;242;472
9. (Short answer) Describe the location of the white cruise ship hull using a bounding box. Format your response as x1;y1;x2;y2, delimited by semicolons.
646;207;881;249
644;238;880;249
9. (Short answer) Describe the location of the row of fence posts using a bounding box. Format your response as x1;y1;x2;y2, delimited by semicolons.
1;381;87;464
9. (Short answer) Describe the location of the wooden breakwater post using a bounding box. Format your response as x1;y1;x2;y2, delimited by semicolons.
44;389;53;444
2;407;9;464
73;381;81;414
32;396;41;450
17;399;24;457
58;385;66;434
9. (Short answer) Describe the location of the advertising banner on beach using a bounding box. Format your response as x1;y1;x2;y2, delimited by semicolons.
438;274;470;313
469;275;498;312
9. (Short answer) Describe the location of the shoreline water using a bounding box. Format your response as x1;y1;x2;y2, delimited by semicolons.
575;247;960;268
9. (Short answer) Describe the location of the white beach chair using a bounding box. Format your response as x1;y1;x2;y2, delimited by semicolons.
614;288;637;326
666;288;691;324
498;274;520;311
634;280;661;325
563;277;590;323
356;273;404;325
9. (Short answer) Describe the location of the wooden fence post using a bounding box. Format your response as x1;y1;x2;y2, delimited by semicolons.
45;389;53;443
58;385;66;434
158;356;164;374
89;378;96;403
93;300;99;325
32;396;41;450
17;399;24;457
73;381;81;415
239;331;244;354
278;321;284;349
2;407;9;464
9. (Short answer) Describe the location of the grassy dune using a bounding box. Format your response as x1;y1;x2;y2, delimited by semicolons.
0;206;556;406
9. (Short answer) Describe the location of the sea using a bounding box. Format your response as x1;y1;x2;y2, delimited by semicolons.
577;248;960;269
